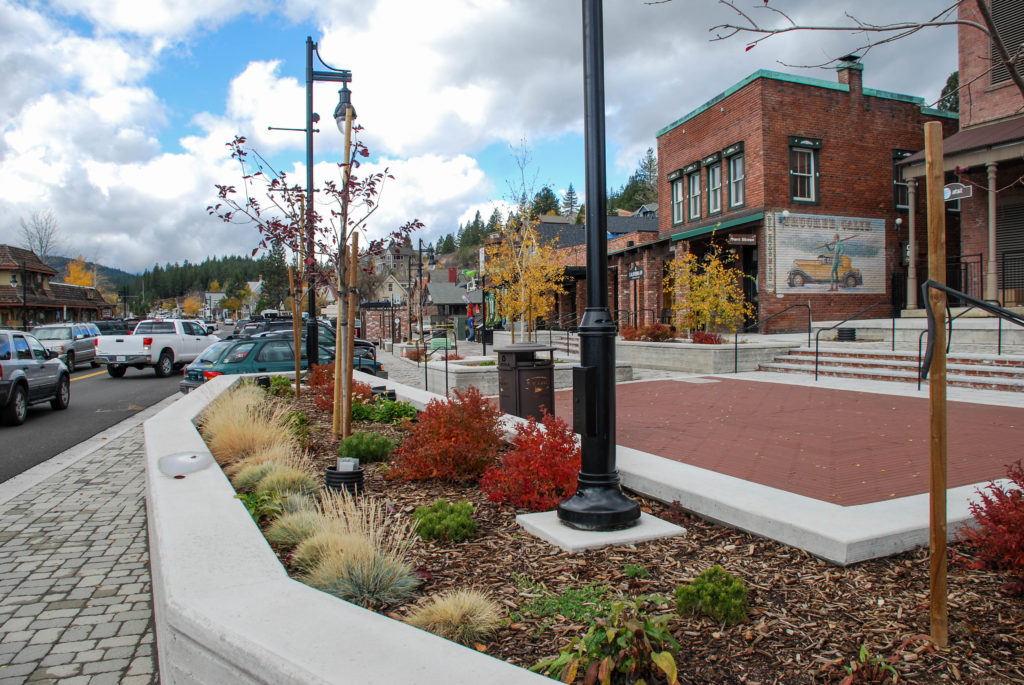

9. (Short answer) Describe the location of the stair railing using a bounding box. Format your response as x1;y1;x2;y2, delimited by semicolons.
733;302;812;374
814;303;895;380
915;296;1007;390
918;281;1024;384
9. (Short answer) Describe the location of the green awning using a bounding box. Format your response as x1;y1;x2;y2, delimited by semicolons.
670;211;764;242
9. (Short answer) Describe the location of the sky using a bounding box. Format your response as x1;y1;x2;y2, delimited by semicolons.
0;0;958;275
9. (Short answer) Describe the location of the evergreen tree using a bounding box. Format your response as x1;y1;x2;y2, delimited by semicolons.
258;242;290;309
939;71;959;114
532;186;560;217
561;184;580;218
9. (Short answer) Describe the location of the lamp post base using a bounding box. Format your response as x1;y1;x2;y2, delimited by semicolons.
557;476;640;531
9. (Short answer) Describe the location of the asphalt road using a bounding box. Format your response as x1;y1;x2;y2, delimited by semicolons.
0;362;183;484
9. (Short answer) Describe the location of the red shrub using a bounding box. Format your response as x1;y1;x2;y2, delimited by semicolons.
352;381;374;405
389;386;503;483
620;325;640;341
406;347;426;362
638;323;674;342
691;330;725;345
480;413;580;511
308;364;335;411
958;460;1024;586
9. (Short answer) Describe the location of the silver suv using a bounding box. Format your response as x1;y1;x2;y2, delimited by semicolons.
30;323;99;370
0;329;71;426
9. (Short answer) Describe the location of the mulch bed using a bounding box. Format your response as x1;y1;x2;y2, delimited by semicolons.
263;390;1023;684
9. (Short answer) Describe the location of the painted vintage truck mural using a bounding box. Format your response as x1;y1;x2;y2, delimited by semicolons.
774;214;885;294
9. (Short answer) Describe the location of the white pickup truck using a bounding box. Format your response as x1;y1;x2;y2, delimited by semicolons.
94;319;219;378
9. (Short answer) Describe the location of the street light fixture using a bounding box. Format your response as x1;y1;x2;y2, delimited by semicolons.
302;36;354;365
557;0;640;531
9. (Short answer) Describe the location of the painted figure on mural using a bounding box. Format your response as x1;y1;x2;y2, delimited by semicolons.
825;233;845;291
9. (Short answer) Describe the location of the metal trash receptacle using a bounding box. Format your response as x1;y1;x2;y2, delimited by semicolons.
495;343;555;420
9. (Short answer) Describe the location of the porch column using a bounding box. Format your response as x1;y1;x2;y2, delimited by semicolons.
907;179;918;309
987;162;998;302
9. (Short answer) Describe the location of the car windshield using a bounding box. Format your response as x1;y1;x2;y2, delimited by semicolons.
222;342;257;364
31;327;72;340
196;341;234;364
135;321;176;334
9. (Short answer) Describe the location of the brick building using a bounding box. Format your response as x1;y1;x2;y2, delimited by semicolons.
901;0;1024;307
0;245;112;328
647;62;957;332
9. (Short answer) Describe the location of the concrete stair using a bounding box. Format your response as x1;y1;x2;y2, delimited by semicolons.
760;346;1024;391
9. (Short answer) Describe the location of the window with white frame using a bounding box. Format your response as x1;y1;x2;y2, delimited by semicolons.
671;178;685;224
687;171;701;220
729;154;745;207
708;163;722;214
789;137;820;203
892;150;912;210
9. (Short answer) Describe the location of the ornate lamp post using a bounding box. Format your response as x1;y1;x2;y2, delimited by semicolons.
557;0;640;531
290;37;354;364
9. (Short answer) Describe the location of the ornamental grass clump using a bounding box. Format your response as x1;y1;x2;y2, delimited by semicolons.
231;462;278;493
405;589;503;646
293;530;366;574
389;386;503;483
223;440;296;478
200;385;296;466
255;463;319;497
413;499;477;542
264;509;323;548
675;565;749;625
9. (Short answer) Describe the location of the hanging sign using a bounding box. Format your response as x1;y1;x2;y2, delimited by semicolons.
728;234;757;246
627;265;644;281
943;182;971;201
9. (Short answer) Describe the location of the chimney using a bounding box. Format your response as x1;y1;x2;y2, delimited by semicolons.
836;54;863;95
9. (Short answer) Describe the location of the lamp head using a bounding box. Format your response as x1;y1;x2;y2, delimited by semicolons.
333;83;356;133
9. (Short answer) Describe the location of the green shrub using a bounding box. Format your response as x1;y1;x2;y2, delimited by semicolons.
675;565;749;625
338;431;397;464
283;410;311;444
413;499;477;542
256;464;320;497
265;509;323;547
231;462;279;493
351;401;375;422
372;398;418;424
532;597;679;684
625;563;649;579
235;490;283;524
405;589;502;645
268;375;295;396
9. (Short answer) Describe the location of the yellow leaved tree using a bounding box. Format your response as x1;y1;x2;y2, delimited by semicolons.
182;295;202;317
209;280;221;292
664;241;753;335
64;255;94;286
485;219;565;343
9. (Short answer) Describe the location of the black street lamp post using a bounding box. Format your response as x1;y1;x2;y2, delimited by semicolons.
557;0;640;531
298;37;353;365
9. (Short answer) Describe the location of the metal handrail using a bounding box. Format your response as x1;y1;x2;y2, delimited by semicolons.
814;302;895;380
919;281;1024;380
733;302;811;374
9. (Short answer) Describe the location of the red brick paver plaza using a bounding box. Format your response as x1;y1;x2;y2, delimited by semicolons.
553;378;1021;506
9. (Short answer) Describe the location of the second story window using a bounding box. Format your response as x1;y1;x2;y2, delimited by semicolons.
893;150;913;210
687;170;701;220
707;163;722;214
789;136;821;203
671;177;685;225
729;154;745;208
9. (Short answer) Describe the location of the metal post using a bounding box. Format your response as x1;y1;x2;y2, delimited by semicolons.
558;0;640;530
419;240;427;391
481;273;488;356
304;37;319;365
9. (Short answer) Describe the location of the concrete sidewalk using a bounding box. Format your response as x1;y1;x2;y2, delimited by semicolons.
0;396;178;685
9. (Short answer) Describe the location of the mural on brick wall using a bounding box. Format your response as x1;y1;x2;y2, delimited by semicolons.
774;213;885;294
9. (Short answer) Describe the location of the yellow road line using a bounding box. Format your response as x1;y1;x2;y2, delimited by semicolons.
71;371;107;382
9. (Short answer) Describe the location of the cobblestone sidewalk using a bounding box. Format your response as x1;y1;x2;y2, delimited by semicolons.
0;428;157;685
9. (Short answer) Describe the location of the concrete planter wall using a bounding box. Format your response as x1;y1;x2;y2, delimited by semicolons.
615;339;798;374
144;373;548;684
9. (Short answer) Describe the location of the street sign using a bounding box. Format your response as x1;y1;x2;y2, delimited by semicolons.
627;265;644;281
479;247;485;273
943;182;972;202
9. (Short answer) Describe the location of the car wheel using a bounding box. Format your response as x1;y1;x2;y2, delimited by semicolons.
50;375;70;410
65;351;75;370
2;384;28;426
154;352;174;378
90;360;99;368
107;365;127;378
790;272;805;287
844;274;859;288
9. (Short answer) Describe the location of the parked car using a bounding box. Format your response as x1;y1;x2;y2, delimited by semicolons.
179;336;384;394
94;318;220;378
223;317;234;326
30;323;99;370
92;320;134;336
255;329;377;360
0;329;71;425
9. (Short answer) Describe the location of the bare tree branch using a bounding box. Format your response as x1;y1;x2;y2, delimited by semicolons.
19;209;63;263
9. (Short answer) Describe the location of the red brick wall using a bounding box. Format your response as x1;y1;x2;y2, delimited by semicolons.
361;306;410;343
958;2;1024;128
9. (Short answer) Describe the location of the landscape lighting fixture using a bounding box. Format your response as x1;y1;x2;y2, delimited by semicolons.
333;83;356;133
